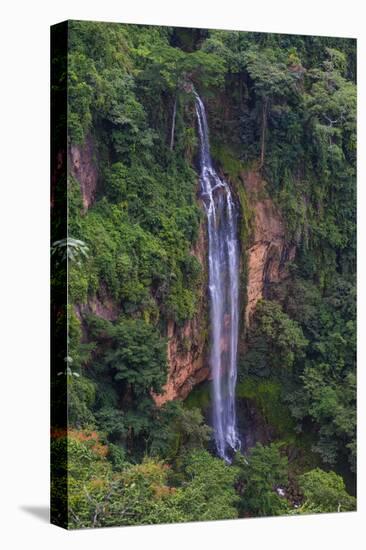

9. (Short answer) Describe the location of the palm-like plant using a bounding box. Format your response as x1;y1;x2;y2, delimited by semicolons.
51;237;89;265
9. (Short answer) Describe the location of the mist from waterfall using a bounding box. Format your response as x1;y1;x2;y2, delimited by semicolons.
194;92;241;462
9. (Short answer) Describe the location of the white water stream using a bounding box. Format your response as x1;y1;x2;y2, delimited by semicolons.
195;93;241;461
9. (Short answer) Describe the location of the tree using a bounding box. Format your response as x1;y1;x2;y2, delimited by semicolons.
278;277;356;471
176;450;239;521
149;402;212;460
303;47;356;266
106;319;167;394
305;48;356;164
63;431;185;528
235;443;290;517
56;431;238;528
298;468;356;513
249;300;308;371
243;48;299;167
104;162;127;202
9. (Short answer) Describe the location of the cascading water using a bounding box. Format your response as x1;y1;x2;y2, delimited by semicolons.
194;92;241;462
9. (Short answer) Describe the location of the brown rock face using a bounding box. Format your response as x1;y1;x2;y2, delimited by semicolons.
154;318;209;405
243;171;295;325
76;285;120;323
70;135;98;210
154;221;209;405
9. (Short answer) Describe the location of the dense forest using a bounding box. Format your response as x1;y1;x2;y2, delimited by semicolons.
51;21;356;528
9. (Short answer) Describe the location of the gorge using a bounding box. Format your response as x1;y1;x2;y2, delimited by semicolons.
52;21;357;528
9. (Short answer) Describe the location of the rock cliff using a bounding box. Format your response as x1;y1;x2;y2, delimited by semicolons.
154;221;209;404
69;135;98;211
243;171;295;325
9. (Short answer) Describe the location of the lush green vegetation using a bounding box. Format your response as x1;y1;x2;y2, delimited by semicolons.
51;21;356;527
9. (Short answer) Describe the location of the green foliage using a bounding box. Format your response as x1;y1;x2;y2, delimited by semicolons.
271;48;355;275
236;378;295;442
243;47;298;100
176;450;239;521
94;407;127;443
70;183;201;324
68;375;97;427
235;443;290;517
68;51;99;143
271;276;356;471
107;443;127;470
175;407;212;452
65;432;174;528
73;315;213;463
298;468;356;513
58;431;238;528
68;122;202;322
184;381;211;411
149;402;212;460
102;318;167;394
51;237;89;265
104;162;127;202
137;41;226;93
245;300;308;372
84;315;167;451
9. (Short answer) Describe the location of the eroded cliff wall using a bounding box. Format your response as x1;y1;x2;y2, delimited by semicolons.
69;135;98;211
243;171;295;325
155;221;210;404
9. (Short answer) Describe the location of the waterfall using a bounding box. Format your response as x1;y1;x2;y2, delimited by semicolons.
194;92;241;462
